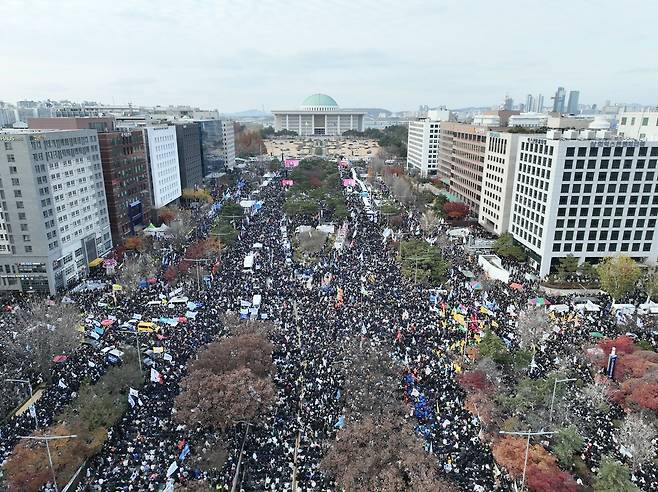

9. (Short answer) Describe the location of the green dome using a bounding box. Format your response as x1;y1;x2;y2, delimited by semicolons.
301;93;338;108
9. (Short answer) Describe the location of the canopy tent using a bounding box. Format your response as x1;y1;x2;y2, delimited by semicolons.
576;300;601;312
548;304;570;314
639;301;658;314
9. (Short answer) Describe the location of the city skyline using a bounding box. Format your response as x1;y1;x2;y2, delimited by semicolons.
1;0;657;112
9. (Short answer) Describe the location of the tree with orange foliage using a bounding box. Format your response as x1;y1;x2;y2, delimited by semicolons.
158;207;177;224
443;201;470;219
492;436;578;492
123;236;144;251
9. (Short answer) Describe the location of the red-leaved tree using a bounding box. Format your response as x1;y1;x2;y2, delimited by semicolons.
443;201;470;219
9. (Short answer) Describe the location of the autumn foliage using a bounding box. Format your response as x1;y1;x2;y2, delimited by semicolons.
442;201;470;219
492;436;578;492
586;336;658;411
158;207;177;224
123;236;144;251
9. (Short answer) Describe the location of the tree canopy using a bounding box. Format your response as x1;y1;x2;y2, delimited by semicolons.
492;233;527;262
596;256;641;301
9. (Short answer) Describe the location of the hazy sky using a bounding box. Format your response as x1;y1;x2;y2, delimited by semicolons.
2;0;657;112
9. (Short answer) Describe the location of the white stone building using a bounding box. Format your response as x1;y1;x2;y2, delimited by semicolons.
510;130;658;276
508;112;548;128
406;118;441;178
273;94;366;136
478;131;528;234
143;126;182;209
0;129;112;293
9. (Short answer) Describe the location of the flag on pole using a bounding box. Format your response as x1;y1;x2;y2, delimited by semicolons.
166;460;178;477
179;443;190;461
150;368;164;384
128;388;140;407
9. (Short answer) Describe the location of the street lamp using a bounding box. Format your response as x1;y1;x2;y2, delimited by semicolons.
18;434;78;492
549;377;577;423
499;429;557;491
118;329;143;373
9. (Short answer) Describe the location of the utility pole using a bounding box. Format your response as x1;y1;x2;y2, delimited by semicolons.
5;378;38;428
499;430;557;490
118;330;143;373
405;255;431;284
18;434;78;492
549;377;577;423
182;258;210;290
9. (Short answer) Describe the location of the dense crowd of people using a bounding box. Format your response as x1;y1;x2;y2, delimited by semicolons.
0;162;656;491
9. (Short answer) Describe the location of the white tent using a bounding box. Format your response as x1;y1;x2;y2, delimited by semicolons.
576;300;600;312
639;301;658;314
548;304;570;314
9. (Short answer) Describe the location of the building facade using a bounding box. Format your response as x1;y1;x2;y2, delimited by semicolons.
273;94;366;136
617;110;658;141
510;130;658;276
27;117;151;245
566;90;580;114
97;130;151;244
174;122;203;189
143;126;181;209
478;131;527;234
0;129;112;294
196;119;235;174
406;118;441;178
440;122;490;213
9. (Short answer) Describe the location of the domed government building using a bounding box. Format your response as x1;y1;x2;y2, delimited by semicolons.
272;94;366;136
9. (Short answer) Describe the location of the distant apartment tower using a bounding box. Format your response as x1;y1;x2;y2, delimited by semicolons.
0;103;16;128
478;131;528;234
503;95;514;111
552;87;566;113
174;122;203;189
142;126;182;209
617;110;658;141
0;129;112;293
510;130;658;276
526;95;534;113
566;91;580;114
536;94;544;112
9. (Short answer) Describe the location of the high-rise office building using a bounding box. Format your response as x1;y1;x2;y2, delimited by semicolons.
552;87;566;113
439;122;490;213
503;95;514;111
28;117;151;245
526;95;534;114
0;128;112;293
478;131;529;234
196;119;235;175
510;130;658;276
406;118;442;178
566;91;580;114
142;126;182;210
174;122;203;189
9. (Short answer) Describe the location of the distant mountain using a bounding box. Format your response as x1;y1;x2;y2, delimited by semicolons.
223;109;271;118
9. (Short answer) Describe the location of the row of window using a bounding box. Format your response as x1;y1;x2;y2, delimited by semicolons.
553;242;652;253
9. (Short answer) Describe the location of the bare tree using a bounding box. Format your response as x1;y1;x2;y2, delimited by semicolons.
581;379;611;412
174;367;276;430
419;210;439;236
618;412;657;471
339;339;405;421
165;208;193;251
115;254;159;293
321;416;457;492
516;306;551;370
10;300;82;383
